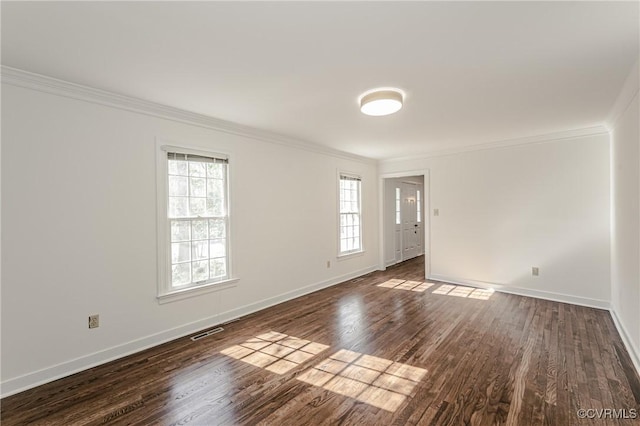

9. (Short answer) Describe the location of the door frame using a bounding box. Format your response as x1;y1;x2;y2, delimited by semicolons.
378;169;431;280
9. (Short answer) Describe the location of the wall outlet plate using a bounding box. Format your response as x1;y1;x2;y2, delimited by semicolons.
88;314;100;329
532;267;539;276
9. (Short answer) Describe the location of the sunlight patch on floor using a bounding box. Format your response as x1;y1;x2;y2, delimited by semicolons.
377;279;434;293
297;349;428;412
220;331;329;374
432;284;494;300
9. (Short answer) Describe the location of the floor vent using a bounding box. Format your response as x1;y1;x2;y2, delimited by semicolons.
191;327;224;341
351;277;365;283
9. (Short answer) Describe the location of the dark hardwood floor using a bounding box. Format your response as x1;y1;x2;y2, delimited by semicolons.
2;256;640;425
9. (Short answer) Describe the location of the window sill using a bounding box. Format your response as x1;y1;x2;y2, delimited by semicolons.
157;278;239;304
337;250;365;261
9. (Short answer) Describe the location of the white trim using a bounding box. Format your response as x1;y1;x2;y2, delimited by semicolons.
157;278;239;304
337;250;365;261
606;58;640;131
610;307;640;378
0;66;374;165
380;126;609;164
428;274;611;310
0;264;378;398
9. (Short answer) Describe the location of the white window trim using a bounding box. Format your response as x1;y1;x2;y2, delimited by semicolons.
156;140;238;304
337;170;364;259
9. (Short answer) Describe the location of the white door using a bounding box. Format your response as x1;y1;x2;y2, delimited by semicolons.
416;186;423;255
401;182;420;260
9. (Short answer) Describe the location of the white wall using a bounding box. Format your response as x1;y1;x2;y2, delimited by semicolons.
609;59;640;372
380;132;611;308
1;81;379;396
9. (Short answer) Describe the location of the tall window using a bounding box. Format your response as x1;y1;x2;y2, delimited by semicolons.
339;173;362;255
395;188;401;225
417;189;421;223
165;151;229;291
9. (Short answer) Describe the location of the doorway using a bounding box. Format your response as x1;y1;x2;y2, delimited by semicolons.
401;181;421;260
382;175;426;267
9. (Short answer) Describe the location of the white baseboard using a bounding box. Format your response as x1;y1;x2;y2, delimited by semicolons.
428;274;610;310
609;307;640;378
0;265;378;398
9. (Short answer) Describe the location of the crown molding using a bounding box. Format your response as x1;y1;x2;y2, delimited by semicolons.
606;58;639;131
0;66;375;165
380;125;610;165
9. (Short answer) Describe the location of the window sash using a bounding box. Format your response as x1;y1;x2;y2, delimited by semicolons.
339;174;362;255
166;152;229;288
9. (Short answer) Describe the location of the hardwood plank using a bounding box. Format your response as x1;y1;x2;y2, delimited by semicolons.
2;256;639;425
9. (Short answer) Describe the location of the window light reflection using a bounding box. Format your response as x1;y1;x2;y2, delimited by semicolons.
376;279;434;293
297;349;427;412
220;331;329;374
433;284;494;300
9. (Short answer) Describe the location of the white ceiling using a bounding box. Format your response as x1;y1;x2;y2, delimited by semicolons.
2;2;638;160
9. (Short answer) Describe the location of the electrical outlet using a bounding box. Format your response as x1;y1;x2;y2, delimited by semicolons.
434;208;439;216
532;267;539;276
326;260;331;268
88;314;100;329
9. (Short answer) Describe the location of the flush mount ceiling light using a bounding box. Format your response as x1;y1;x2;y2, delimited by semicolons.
359;89;404;116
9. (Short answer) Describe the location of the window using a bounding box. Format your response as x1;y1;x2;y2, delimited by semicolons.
395;188;401;225
417;189;421;223
157;145;235;301
339;173;362;255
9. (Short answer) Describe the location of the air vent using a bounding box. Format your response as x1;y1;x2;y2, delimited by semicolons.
190;327;224;341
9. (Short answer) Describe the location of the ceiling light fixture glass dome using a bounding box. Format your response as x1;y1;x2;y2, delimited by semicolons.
359;89;404;116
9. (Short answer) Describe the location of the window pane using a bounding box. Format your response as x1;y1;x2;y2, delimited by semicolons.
169;176;188;196
207;178;223;199
171;242;191;263
190;178;206;197
209;219;225;238
192;260;209;282
210;258;226;278
189;162;206;177
191;219;208;240
207;163;224;179
171;220;190;242
169;197;189;218
210;239;226;258
192;241;208;260
169;160;188;176
190;198;207;216
172;263;191;286
207;197;224;217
